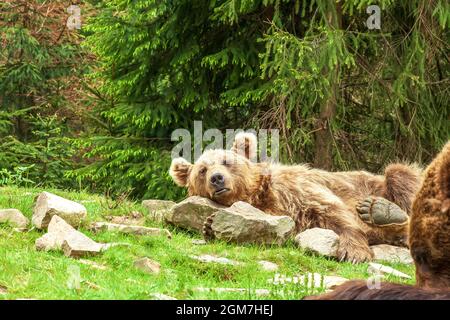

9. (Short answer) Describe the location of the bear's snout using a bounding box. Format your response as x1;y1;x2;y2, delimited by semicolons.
210;173;225;190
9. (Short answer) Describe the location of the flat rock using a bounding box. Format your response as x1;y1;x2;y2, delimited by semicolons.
194;287;270;296
32;192;87;229
0;285;7;295
149;293;177;300
368;262;412;279
295;228;339;258
258;260;279;272
105;211;145;226
142;199;175;222
192;239;207;245
134;257;161;274
90;222;172;238
190;254;241;266
211;201;295;245
371;244;413;264
165;196;225;231
62;236;104;258
78;259;108;270
35;215;107;258
0;209;29;229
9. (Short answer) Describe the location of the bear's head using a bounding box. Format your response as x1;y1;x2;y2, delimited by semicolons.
169;132;263;206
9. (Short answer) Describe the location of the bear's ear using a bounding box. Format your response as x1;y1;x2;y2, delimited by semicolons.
169;157;192;187
231;132;257;161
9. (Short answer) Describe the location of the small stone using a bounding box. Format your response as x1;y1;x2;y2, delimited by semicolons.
192;239;207;245
105;212;145;226
165;196;225;231
149;293;177;300
194;287;270;296
295;228;339;258
0;209;29;229
90;222;172;238
142;200;175;222
78;259;108;270
134;257;161;274
0;285;7;295
190;254;241;266
32;192;87;229
368;262;412;279
210;202;295;245
100;242;132;250
258;260;279;272
371;244;413;264
83;281;102;290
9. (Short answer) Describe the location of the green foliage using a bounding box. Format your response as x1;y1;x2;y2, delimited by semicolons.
0;0;88;189
1;0;449;199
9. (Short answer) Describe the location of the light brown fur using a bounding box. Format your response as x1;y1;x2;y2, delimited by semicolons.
170;133;422;263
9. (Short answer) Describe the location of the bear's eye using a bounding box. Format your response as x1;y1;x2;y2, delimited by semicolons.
222;160;230;167
199;167;207;175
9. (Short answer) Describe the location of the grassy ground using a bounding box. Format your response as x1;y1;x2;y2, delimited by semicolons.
0;186;415;300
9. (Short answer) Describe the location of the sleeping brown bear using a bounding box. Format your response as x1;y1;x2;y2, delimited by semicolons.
170;132;421;263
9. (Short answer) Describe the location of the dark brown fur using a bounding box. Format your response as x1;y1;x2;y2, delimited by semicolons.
306;280;450;300
307;141;450;299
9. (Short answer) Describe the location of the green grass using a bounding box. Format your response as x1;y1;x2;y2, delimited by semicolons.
0;186;415;300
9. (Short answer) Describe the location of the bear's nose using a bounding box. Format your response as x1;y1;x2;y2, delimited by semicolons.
210;173;225;189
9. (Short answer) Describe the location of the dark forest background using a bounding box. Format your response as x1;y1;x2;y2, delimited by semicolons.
1;0;449;200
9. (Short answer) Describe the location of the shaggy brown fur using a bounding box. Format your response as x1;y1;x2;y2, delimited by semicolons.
307;141;450;299
170;133;422;263
409;141;450;289
306;280;450;300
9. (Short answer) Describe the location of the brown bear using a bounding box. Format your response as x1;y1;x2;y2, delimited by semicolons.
170;132;421;263
306;141;450;299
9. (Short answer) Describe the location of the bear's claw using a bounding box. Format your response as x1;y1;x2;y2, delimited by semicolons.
356;196;408;226
202;213;216;241
337;241;373;264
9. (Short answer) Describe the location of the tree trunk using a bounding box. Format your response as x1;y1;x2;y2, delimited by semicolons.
313;2;342;170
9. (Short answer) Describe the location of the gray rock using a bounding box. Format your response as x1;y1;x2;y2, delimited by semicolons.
295;228;339;258
258;260;279;272
142;199;175;222
90;222;172;238
149;293;177;300
62;236;104;258
0;209;29;229
211;202;295;245
105;211;145;226
368;262;412;279
165;196;225;231
194;287;270;296
78;259;108;270
0;285;7;295
134;257;161;274
35;215;107;258
371;244;413;264
190;254;241;266
192;239;207;245
32;192;87;229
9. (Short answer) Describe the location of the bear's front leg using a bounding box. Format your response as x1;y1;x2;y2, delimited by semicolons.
336;229;373;263
303;188;374;263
